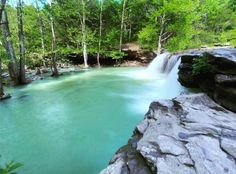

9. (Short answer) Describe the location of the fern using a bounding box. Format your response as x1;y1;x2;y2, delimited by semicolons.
192;53;216;76
0;160;23;174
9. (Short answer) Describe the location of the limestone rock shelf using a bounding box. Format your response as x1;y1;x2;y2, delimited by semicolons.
100;94;236;174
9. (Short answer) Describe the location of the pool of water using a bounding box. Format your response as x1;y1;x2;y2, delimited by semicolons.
0;67;188;174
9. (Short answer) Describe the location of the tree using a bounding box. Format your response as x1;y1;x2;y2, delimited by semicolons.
0;0;234;86
0;0;6;19
48;0;59;76
96;0;103;67
119;0;127;52
0;56;3;98
80;0;89;68
0;0;7;98
17;0;26;83
157;12;166;54
1;8;19;85
138;0;197;52
36;0;46;67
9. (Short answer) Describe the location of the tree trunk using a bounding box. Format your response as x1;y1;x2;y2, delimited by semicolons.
0;0;6;97
82;0;88;68
17;0;26;84
119;0;127;52
1;9;19;85
49;0;59;76
157;13;165;55
128;10;132;42
0;58;4;98
0;0;6;20
96;0;103;68
128;23;132;42
36;0;46;67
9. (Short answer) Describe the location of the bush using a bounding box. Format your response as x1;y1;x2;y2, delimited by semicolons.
192;53;216;75
104;50;126;60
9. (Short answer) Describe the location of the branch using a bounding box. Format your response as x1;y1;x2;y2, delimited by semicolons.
161;31;169;37
78;12;84;32
161;33;173;42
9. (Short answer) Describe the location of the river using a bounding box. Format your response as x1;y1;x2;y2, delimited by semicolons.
0;67;187;174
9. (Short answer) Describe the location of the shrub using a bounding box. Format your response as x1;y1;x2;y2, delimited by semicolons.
0;159;23;174
192;53;216;75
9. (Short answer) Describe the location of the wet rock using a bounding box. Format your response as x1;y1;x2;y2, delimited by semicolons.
214;85;236;112
0;93;11;101
30;75;43;81
178;70;199;88
100;159;125;174
100;94;236;174
215;74;236;85
101;134;153;174
41;68;50;73
35;68;42;75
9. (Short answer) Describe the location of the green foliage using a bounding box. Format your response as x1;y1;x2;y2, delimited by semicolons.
192;53;216;75
105;51;126;60
221;29;236;47
138;24;157;50
136;0;236;52
0;160;23;174
0;0;235;68
137;0;198;51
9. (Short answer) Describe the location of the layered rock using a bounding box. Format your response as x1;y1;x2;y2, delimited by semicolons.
178;48;236;112
100;93;236;174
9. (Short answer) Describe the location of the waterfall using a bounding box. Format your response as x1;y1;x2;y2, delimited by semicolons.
124;52;180;80
147;53;180;75
163;55;179;74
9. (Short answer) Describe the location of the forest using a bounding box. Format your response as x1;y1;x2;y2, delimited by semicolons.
0;0;236;89
0;0;236;174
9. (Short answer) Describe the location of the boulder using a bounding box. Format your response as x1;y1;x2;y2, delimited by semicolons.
100;94;236;174
178;48;236;112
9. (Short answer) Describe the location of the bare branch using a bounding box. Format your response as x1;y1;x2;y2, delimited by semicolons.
161;33;173;42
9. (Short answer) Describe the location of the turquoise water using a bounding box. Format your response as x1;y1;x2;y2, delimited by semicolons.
0;67;187;174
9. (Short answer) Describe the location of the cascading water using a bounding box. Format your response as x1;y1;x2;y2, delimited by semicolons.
163;55;180;74
124;52;180;79
147;52;180;75
147;52;171;74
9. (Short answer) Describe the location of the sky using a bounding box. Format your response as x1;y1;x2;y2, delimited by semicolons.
8;0;46;6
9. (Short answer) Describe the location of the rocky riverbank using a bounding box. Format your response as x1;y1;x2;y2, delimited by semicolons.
2;46;155;84
100;93;236;174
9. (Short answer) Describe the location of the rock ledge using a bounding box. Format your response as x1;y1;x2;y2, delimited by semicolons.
100;93;236;174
